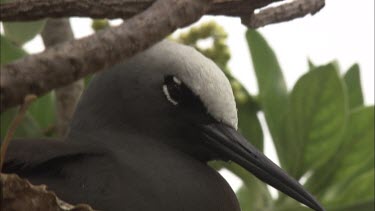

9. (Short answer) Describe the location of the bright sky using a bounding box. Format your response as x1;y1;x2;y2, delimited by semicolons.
3;0;374;195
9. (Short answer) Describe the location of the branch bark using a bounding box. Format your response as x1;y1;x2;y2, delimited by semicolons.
41;19;84;136
1;173;96;211
242;0;325;28
0;0;212;112
0;0;277;21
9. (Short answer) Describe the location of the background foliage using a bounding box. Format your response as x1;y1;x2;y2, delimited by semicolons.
0;16;374;211
173;22;374;211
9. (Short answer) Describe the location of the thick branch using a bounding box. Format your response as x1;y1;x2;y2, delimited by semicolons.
41;19;84;136
0;0;211;112
0;0;277;21
242;0;325;28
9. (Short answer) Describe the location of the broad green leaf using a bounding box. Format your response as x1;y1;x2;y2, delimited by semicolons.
237;181;273;211
307;58;316;70
285;64;348;178
213;146;272;210
28;92;57;130
329;106;374;185
0;109;43;141
13;112;43;137
328;199;374;211
237;186;257;211
226;162;272;211
3;20;45;45
246;30;289;170
276;197;314;211
236;91;263;151
0;35;27;65
305;106;374;196
327;169;374;207
343;64;364;109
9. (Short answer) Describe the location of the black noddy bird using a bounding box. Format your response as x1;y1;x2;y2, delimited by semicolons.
4;41;324;211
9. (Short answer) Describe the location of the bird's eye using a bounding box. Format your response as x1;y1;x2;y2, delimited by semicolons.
162;75;206;112
163;75;182;105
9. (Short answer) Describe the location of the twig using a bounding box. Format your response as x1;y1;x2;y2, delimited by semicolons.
242;0;325;28
41;19;84;136
0;0;211;112
0;95;37;172
0;0;277;21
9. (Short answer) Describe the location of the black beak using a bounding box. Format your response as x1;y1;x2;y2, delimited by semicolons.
200;123;325;211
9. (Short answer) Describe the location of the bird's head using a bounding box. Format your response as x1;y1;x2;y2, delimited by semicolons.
70;41;324;211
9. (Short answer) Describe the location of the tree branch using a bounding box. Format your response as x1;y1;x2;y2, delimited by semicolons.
242;0;325;28
0;0;326;112
41;19;84;136
0;0;278;21
0;0;211;112
1;173;96;211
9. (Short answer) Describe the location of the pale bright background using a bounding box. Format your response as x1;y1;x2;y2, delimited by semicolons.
2;0;374;196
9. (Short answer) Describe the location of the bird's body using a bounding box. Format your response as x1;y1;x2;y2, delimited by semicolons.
4;41;323;211
7;135;239;211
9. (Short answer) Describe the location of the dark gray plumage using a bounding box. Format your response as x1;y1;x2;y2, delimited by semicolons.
4;41;324;211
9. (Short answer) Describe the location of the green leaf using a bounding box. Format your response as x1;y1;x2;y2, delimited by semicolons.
0;35;27;65
237;94;263;151
285;64;348;178
237;181;273;211
0;109;43;141
276;197;315;211
212;155;272;210
14;112;43;137
225;162;272;211
305;106;374;197
307;58;316;70
0;94;55;140
3;20;45;45
328;169;374;206
330;106;374;185
28;92;57;130
245;30;289;169
343;64;364;109
328;199;374;211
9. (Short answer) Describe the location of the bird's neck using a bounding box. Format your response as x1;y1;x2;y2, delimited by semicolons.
67;123;214;163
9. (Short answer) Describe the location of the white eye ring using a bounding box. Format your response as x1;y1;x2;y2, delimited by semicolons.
173;76;181;85
163;84;178;106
